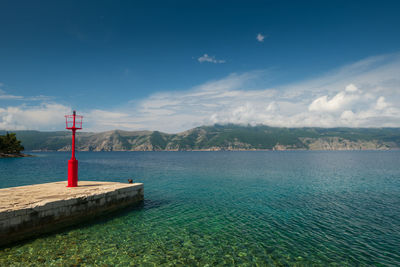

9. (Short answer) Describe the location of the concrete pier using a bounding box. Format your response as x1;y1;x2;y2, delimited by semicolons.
0;181;143;247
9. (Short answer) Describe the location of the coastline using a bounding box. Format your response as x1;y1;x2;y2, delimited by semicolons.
0;153;33;158
25;147;398;152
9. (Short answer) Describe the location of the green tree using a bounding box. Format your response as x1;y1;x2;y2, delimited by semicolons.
0;132;24;154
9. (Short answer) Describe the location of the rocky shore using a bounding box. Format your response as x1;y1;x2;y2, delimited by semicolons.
0;153;32;158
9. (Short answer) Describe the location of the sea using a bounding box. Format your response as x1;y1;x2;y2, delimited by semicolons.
0;151;399;266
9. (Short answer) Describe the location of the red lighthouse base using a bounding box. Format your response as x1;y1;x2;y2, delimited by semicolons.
67;159;78;187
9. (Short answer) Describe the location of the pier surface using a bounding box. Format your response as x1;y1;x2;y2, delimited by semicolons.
0;181;143;247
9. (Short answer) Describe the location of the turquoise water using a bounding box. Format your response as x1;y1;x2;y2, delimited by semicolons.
0;151;400;266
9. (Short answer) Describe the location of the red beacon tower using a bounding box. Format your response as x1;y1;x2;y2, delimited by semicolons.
65;110;83;187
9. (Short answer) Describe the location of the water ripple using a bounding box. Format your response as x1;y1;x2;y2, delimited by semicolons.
0;151;400;266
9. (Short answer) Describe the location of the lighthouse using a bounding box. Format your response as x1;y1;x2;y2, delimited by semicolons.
65;110;83;187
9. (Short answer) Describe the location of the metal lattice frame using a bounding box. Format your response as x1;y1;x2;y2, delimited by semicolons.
65;114;83;129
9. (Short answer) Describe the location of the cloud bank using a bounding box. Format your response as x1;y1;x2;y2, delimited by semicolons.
1;53;400;132
0;103;71;130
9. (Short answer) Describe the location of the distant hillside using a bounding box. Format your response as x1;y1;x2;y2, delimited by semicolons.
2;124;400;151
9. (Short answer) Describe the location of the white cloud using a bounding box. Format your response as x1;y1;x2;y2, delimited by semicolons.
0;88;51;101
198;54;225;64
0;94;23;100
0;103;71;130
83;109;147;132
308;86;361;112
113;53;399;132
1;53;400;132
256;33;266;42
375;96;389;110
345;83;358;92
0;89;23;100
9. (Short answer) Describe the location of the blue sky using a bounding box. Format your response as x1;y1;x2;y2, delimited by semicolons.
1;0;400;132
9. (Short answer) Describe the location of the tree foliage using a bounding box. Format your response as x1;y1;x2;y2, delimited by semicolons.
0;132;24;154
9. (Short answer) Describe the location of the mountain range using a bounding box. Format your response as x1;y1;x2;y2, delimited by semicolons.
1;124;400;151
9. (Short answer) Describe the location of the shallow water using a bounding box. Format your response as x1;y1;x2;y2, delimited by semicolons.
0;151;399;266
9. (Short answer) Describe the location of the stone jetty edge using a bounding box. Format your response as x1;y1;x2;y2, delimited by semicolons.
0;181;144;247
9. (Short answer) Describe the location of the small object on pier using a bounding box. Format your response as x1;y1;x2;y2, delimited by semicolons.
128;179;133;184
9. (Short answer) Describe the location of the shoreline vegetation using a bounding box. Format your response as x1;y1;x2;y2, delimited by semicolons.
0;132;31;158
2;124;400;152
